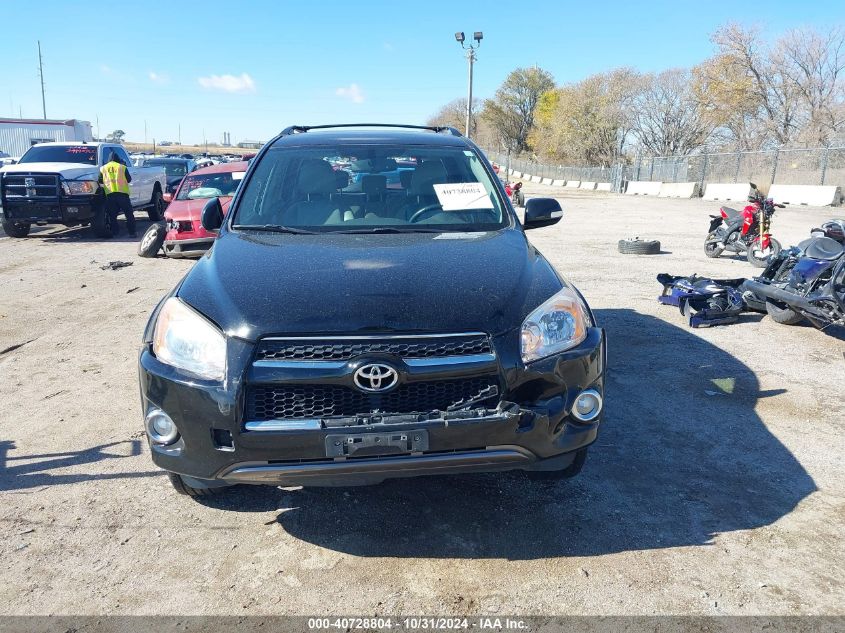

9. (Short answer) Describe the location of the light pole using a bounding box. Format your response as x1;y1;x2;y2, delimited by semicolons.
454;31;482;139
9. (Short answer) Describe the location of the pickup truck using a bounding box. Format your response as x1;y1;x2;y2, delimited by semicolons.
0;141;167;238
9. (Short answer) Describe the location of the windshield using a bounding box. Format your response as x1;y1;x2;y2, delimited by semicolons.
176;172;243;200
146;161;188;178
232;144;507;233
18;145;97;165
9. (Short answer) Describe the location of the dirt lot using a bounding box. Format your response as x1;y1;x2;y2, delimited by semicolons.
1;186;843;616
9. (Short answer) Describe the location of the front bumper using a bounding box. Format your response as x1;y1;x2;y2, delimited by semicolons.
1;195;96;225
138;327;606;486
163;236;214;258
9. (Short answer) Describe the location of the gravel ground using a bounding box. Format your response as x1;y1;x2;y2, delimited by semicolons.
0;187;843;616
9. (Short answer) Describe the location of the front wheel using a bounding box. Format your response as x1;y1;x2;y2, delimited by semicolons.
147;188;164;222
1;220;31;238
747;238;781;268
91;200;112;238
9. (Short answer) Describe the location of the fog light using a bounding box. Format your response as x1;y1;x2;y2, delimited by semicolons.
571;389;602;422
145;408;179;445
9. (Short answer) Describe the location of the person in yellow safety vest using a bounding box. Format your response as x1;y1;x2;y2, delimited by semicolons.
98;152;136;237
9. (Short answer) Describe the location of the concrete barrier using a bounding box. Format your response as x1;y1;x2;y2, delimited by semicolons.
768;184;842;207
511;170;522;178
564;181;581;189
596;182;612;191
530;175;543;183
541;177;554;185
551;179;566;186
579;181;597;190
625;181;663;196
702;183;754;202
658;182;700;198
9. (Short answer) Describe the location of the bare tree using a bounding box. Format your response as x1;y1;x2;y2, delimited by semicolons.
482;67;555;152
426;97;481;136
778;26;845;145
631;69;712;155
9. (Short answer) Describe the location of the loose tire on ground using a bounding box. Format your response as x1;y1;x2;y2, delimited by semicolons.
618;238;661;255
765;299;804;325
1;220;31;238
147;187;164;222
138;223;166;258
91;200;112;238
167;472;226;497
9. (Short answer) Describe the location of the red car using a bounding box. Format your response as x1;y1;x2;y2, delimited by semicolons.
138;161;248;258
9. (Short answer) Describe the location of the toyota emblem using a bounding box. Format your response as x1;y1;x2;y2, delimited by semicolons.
353;363;399;393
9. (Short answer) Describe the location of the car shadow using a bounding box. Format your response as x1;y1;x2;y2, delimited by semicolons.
8;218;161;244
0;438;160;491
202;308;815;560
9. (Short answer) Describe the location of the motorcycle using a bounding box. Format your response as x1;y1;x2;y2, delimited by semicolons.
704;185;784;267
742;219;845;328
505;180;525;207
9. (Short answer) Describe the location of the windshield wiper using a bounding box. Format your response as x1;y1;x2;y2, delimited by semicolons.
232;224;317;234
330;227;442;234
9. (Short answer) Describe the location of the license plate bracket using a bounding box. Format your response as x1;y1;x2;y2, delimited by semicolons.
325;430;429;458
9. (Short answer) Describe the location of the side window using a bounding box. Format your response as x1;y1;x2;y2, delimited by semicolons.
115;147;132;167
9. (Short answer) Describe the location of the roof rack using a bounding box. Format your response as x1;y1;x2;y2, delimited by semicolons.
279;123;463;137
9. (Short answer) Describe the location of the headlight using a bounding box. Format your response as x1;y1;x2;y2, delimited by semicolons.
61;180;98;195
152;297;226;380
521;287;589;363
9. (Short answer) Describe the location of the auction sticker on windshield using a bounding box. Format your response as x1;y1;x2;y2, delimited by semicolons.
432;183;493;211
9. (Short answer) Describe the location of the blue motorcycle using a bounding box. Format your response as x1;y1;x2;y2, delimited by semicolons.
743;220;845;328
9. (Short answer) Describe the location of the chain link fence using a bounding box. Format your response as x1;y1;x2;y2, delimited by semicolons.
483;146;845;194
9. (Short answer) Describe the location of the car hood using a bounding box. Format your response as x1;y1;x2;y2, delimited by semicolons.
165;197;232;221
178;228;564;340
1;162;98;180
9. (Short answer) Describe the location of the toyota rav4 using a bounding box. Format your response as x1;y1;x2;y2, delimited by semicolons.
138;124;607;496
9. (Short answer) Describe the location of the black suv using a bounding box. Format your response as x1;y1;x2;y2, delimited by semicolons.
138;124;606;496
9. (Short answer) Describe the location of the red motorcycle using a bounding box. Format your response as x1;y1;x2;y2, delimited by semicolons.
505;180;524;207
704;187;784;267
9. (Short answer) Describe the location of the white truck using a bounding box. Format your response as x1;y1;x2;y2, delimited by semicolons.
0;141;167;238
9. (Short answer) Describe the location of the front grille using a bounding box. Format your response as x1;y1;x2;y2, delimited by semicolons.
2;173;59;199
256;333;492;361
246;376;498;421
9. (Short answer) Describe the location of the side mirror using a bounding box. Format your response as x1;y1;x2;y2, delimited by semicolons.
523;197;563;230
201;197;224;231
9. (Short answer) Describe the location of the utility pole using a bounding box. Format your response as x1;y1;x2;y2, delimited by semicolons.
178;123;181;146
144;120;148;146
96;115;100;141
454;31;482;139
38;40;46;119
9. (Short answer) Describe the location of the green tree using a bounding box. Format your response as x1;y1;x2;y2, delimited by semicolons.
107;129;126;143
482;67;555;152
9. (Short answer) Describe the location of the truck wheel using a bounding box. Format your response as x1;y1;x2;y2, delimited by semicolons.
167;472;226;498
138;223;166;258
765;299;804;325
618;238;660;254
92;203;113;238
1;220;31;238
147;188;164;222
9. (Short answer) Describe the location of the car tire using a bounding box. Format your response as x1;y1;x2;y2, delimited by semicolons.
167;472;226;497
147;187;164;222
526;449;587;480
765;299;804;325
618;238;660;255
1;220;31;238
138;223;166;258
513;191;525;207
91;199;112;238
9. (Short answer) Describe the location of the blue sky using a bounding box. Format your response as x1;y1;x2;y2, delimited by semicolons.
4;0;843;145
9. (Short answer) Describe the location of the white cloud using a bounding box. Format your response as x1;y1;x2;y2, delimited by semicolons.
336;83;365;104
148;71;170;84
197;73;256;93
